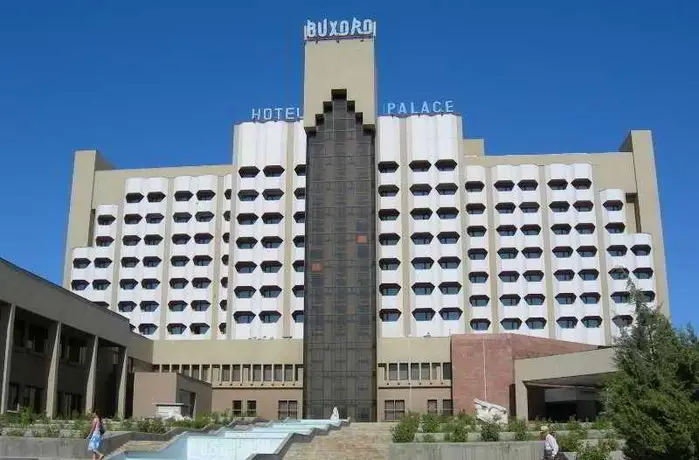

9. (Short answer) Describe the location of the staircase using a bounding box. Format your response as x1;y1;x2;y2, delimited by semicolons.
283;422;394;460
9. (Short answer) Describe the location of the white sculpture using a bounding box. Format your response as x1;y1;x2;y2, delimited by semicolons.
330;407;340;421
474;398;508;424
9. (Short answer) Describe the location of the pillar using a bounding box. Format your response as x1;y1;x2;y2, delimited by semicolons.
116;347;128;418
84;335;99;414
45;322;62;418
0;303;16;413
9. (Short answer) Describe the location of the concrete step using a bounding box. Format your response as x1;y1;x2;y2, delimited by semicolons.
283;423;393;460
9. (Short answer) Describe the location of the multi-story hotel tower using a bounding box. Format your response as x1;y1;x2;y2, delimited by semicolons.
63;19;668;421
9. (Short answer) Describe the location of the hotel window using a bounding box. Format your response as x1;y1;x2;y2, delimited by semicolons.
410;363;420;381
252;365;262;382
399;363;409;380
273;365;283;381
221;365;231;381
278;400;298;420
263;365;273;381
384;400;405;421
427;399;438;415
388;363;398;381
246;400;257;416
442;363;452;380
443;399;453;416
232;400;243;417
421;363;430;380
284;365;294;381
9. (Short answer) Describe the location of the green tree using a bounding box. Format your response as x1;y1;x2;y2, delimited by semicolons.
604;281;699;460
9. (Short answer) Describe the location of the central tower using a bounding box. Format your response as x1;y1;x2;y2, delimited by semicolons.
301;20;378;421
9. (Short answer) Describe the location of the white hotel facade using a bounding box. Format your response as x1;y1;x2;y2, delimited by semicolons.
61;19;668;421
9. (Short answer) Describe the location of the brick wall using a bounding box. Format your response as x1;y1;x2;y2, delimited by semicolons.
450;334;597;416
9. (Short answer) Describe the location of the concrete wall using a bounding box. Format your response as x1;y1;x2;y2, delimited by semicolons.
389;441;546;460
211;387;302;420
132;372;212;418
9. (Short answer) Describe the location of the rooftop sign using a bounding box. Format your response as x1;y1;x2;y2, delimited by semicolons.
304;18;376;41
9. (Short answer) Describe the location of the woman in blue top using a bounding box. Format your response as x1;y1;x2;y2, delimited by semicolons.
87;411;105;460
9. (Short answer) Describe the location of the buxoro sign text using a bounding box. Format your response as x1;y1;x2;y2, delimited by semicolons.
304;18;376;41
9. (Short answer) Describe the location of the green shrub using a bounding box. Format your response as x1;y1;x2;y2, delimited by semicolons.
136;418;167;434
443;432;452;442
6;428;25;436
479;422;500;442
577;442;613;460
121;419;133;431
597;431;620;451
507;417;531;440
452;423;468;442
590;417;611;431
422;433;436;443
456;410;475;426
391;419;417;443
558;430;585;453
421;414;440;433
19;407;34;427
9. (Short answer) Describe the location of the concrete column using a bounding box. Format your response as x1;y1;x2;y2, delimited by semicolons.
116;347;128;418
0;303;17;413
45;322;62;418
84;335;99;414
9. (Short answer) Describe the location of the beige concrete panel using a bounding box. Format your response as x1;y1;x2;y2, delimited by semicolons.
378;337;451;362
621;130;670;316
0;260;133;348
378;387;452;418
514;347;615;382
128;333;154;364
514;347;615;419
175;374;213;416
132;372;178;418
303;39;376;127
92;165;232;206
462;139;485;157
151;339;302;364
63;150;113;286
211;387;302;420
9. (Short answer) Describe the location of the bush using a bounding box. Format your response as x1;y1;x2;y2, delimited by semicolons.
577;442;613;460
443;432;452;442
422;433;436;443
597;431;620;451
558;431;585;453
121;419;133;431
421;414;440;433
136;418;167;434
507;417;531;441
590;417;611;431
456;410;475;426
452;423;468;442
479;422;500;442
391;421;416;443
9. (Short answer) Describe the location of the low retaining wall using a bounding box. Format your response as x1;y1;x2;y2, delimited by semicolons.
0;419;268;460
389;441;546;460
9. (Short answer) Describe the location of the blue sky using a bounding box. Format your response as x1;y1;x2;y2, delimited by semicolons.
0;1;696;327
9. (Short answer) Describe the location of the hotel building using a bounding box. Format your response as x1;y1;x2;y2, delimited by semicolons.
56;20;667;421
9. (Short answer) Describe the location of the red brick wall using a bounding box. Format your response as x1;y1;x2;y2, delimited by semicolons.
450;334;597;415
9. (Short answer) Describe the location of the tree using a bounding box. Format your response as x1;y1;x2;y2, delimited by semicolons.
604;281;699;460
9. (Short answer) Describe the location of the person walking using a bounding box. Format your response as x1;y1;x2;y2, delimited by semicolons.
87;411;106;460
541;425;559;460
